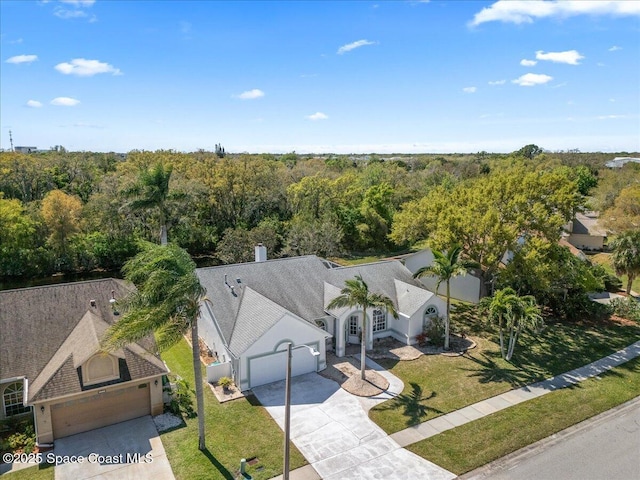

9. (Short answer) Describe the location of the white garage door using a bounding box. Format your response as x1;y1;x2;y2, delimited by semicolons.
51;383;151;439
248;348;318;388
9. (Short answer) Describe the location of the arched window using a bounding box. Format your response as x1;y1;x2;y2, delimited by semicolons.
372;308;386;332
424;305;439;328
3;382;30;417
315;319;327;331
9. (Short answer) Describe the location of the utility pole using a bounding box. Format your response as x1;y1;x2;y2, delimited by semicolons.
9;130;14;152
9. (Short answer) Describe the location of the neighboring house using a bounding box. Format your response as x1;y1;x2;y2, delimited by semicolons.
401;248;482;304
564;212;607;251
196;248;446;391
0;279;167;446
605;157;640;168
13;146;38;154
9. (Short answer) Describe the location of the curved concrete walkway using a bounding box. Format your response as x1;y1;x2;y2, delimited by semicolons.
253;366;455;480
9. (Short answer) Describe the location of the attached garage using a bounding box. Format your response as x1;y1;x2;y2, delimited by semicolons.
51;383;150;439
248;348;318;389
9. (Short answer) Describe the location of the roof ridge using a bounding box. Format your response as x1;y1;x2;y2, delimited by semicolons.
0;277;123;294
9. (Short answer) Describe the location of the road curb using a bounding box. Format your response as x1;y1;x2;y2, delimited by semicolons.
458;395;640;479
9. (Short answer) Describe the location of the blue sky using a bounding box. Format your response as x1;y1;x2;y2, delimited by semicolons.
1;0;639;154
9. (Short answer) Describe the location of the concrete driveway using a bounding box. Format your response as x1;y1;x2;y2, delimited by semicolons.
252;370;455;480
53;415;174;480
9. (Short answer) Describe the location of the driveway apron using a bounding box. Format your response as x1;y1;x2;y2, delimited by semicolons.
252;371;455;480
53;415;175;480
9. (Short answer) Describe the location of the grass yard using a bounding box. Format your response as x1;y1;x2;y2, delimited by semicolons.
370;313;640;434
590;252;640;293
407;356;640;475
3;464;54;479
159;340;307;480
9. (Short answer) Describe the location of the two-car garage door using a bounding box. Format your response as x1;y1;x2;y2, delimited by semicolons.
51;383;151;439
248;349;317;389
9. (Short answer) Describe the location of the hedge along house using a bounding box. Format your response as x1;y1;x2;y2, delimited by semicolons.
0;279;167;446
196;247;446;391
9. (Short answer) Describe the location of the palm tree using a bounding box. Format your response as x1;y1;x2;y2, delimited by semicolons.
327;274;398;380
414;245;479;350
122;163;174;245
610;230;640;295
102;242;208;450
480;287;518;359
504;294;543;361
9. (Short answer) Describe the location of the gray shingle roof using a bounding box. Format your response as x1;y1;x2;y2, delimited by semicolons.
0;278;167;403
196;255;432;349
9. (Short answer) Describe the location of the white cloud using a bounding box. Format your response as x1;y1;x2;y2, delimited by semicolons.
488;79;506;85
6;54;38;64
60;0;95;5
306;112;328;120
54;8;87;19
26;100;43;108
608;45;622;52
535;50;584;65
10;38;24;44
235;89;265;100
51;97;80;106
463;86;477;93
337;39;376;55
520;59;537;66
55;58;122;76
597;114;627;120
470;0;640;26
512;73;553;86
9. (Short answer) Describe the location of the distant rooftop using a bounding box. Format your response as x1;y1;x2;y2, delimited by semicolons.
605;157;640;168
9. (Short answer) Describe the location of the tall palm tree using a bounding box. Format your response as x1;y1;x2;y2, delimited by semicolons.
102;242;208;450
505;294;543;361
328;274;398;380
122;163;174;245
414;245;479;350
610;230;640;295
480;287;518;359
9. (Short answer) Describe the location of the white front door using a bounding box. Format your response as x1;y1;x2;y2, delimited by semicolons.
347;314;360;345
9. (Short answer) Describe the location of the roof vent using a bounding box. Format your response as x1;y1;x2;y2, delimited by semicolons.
90;299;97;308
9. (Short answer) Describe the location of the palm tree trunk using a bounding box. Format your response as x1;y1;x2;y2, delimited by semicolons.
444;281;451;350
191;321;206;450
160;224;168;246
498;314;506;359
360;308;367;380
626;274;635;295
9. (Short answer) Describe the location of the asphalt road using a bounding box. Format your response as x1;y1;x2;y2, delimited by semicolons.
465;397;640;480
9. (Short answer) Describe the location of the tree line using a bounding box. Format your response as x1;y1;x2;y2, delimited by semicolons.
1;147;638;318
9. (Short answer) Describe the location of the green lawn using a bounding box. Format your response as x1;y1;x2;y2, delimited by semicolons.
590;252;640;293
407;356;640;475
3;463;54;479
370;315;640;434
159;340;307;480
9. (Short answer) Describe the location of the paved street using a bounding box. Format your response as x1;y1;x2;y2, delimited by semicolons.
465;397;640;480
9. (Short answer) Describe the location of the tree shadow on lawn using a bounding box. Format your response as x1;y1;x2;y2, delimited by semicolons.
200;448;234;480
461;351;534;388
377;382;443;427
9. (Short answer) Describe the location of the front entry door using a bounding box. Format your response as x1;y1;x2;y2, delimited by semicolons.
347;314;360;345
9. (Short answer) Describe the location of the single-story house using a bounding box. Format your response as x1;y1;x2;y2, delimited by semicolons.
400;248;482;304
0;279;167;446
564;211;607;251
196;247;446;391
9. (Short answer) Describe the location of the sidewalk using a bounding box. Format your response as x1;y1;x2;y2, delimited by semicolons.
390;340;640;448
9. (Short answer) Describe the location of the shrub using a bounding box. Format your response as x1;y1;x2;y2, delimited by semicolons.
0;421;35;455
166;377;196;418
610;297;640;322
218;376;233;390
425;316;446;347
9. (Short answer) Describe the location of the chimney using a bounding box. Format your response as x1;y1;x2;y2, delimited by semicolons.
255;243;267;262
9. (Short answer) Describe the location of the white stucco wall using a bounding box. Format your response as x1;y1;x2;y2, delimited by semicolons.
238;314;327;390
197;311;232;364
567;233;605;251
403;249;482;304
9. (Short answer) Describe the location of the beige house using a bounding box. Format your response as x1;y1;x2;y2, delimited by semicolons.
0;279;167;446
565;212;607;251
